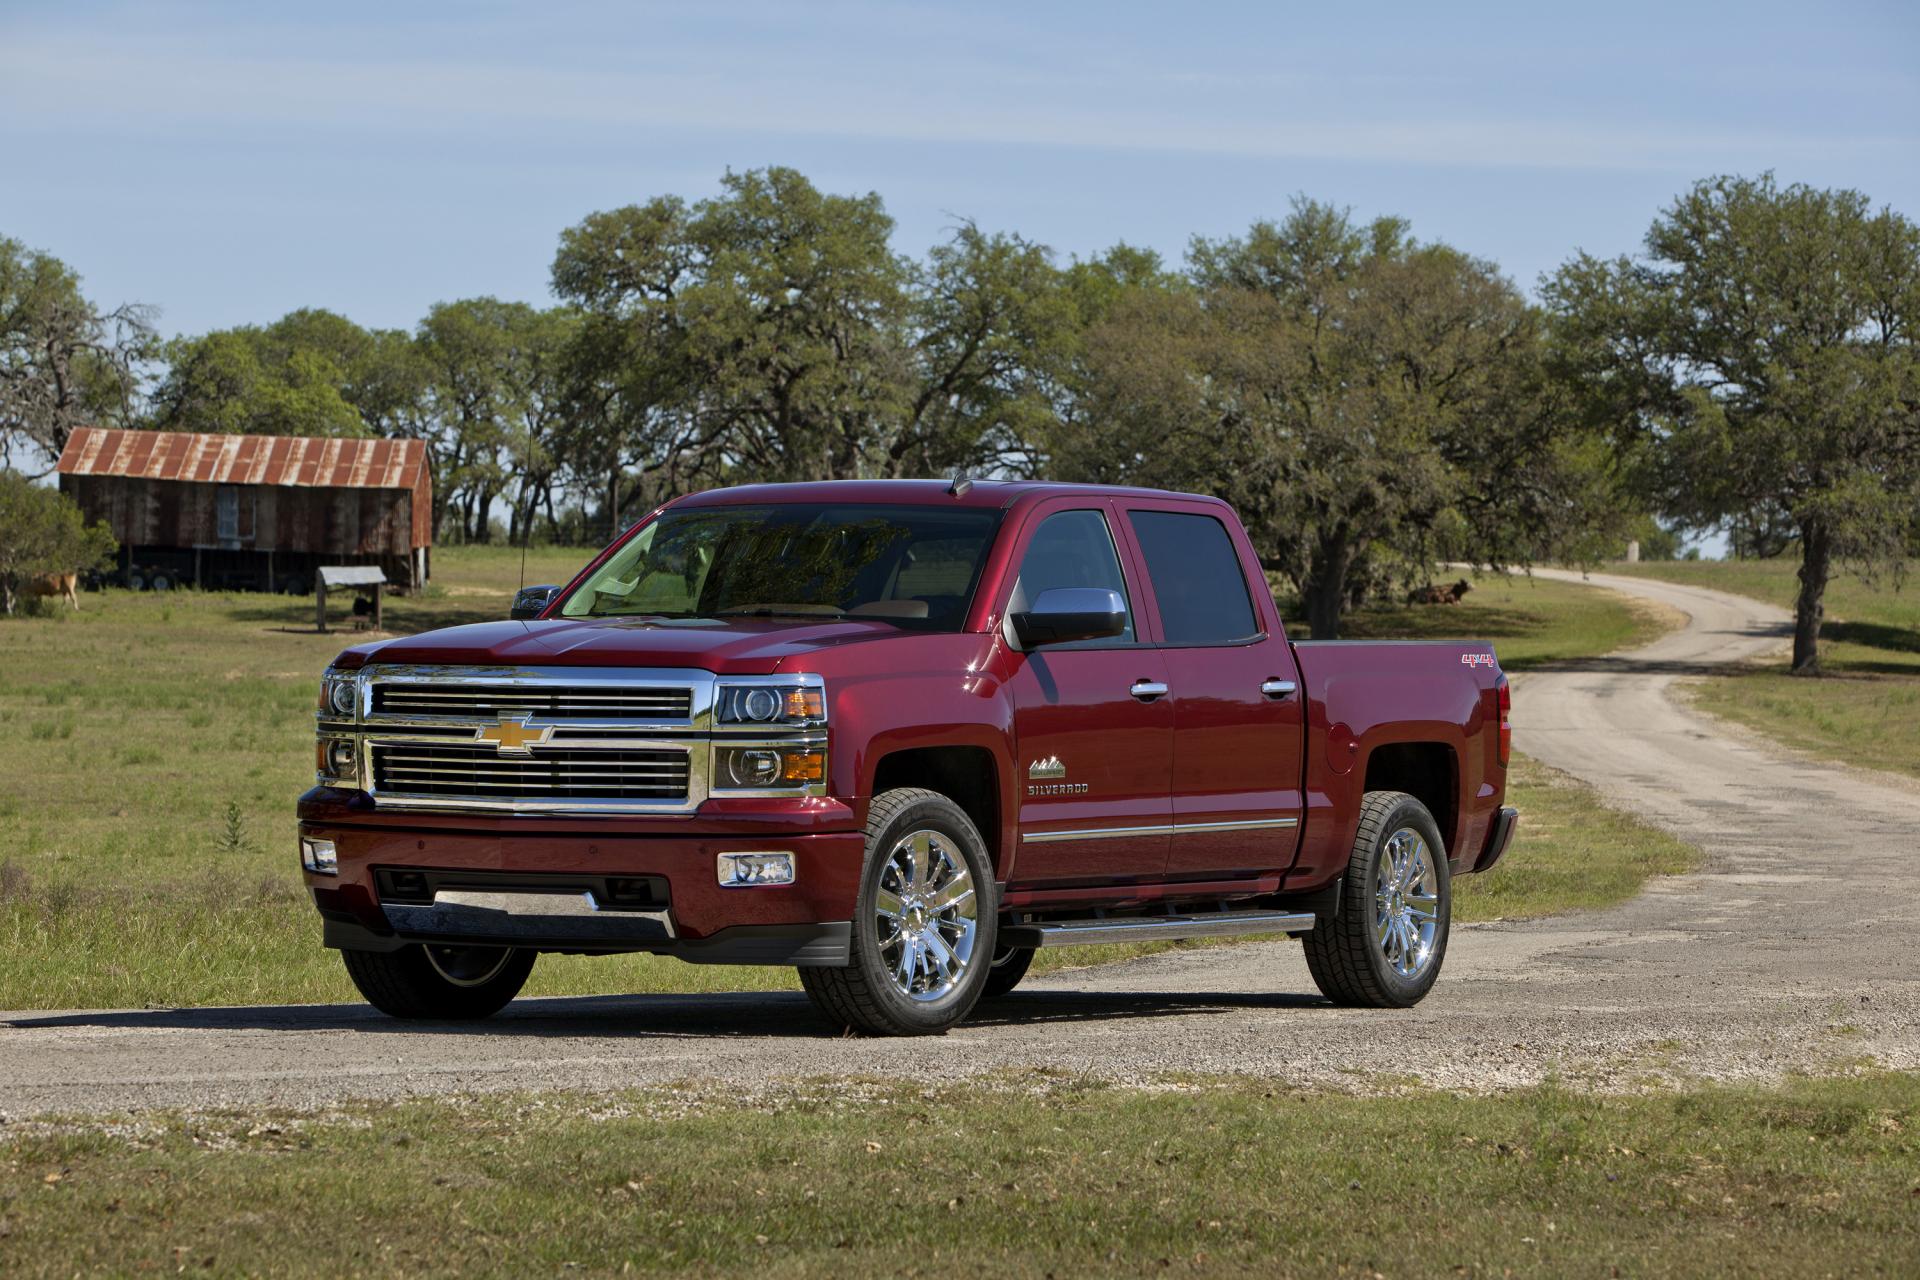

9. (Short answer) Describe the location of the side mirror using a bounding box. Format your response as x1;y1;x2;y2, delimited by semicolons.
510;585;560;620
1011;587;1127;648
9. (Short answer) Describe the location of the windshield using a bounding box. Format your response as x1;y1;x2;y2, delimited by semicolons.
557;503;1002;631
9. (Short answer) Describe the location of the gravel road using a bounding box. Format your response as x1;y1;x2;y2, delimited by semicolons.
5;571;1915;1116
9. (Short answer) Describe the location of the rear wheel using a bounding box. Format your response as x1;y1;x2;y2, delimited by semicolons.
800;788;996;1035
981;944;1035;998
340;944;535;1019
1304;790;1451;1008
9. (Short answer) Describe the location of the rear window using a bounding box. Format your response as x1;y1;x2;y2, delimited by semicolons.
1127;510;1261;645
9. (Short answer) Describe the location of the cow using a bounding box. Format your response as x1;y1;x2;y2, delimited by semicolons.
1407;577;1473;606
26;572;80;610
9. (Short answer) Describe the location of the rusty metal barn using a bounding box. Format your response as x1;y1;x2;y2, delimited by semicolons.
55;427;432;593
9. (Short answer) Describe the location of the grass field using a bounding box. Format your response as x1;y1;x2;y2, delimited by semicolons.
1605;559;1920;777
5;1072;1914;1277
0;548;1688;1011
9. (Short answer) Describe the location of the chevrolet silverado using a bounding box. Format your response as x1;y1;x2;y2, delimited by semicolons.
300;481;1516;1035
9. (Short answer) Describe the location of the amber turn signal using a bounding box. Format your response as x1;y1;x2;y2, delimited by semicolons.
781;750;825;784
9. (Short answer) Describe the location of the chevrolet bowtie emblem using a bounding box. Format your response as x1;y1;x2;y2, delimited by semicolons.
1028;755;1066;781
475;714;553;755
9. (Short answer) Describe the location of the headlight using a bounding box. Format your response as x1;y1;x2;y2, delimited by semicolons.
713;746;826;790
715;679;825;727
318;670;360;720
316;737;359;786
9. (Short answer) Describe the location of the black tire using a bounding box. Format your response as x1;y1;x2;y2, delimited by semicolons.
981;944;1035;999
799;787;997;1036
340;944;535;1019
1304;790;1451;1009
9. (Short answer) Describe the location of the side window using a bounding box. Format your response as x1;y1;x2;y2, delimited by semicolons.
1010;509;1134;646
1127;510;1261;645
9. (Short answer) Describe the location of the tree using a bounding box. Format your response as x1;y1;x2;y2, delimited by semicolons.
0;471;116;615
0;238;153;474
1054;200;1608;637
148;309;385;439
552;168;915;507
1546;175;1920;673
415;299;577;544
889;223;1073;477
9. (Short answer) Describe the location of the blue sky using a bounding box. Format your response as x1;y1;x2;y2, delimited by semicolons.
2;0;1916;340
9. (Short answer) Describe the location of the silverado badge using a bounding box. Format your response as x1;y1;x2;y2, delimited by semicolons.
475;714;554;756
1028;755;1066;780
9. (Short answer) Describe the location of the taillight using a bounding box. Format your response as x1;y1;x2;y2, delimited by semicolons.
1496;676;1512;766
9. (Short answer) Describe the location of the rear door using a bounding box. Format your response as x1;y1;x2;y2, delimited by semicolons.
1118;501;1304;881
1004;500;1172;887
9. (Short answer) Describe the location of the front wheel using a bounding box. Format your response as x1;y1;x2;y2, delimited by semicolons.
341;943;535;1019
800;788;996;1035
1304;791;1451;1008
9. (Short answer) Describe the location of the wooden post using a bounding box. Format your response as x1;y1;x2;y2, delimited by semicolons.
371;585;383;631
316;580;328;633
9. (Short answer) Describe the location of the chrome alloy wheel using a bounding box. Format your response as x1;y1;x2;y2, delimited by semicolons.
875;829;979;1002
1373;827;1440;979
423;944;514;988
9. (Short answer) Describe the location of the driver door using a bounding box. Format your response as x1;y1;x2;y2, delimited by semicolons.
1003;502;1173;888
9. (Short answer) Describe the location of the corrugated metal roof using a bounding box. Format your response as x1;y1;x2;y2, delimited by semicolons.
55;427;428;491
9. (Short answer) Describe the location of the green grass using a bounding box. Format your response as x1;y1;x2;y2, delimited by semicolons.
1280;571;1682;670
5;1072;1915;1277
1605;559;1920;776
0;549;1687;1010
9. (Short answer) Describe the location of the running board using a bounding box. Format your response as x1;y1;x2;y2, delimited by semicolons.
1000;909;1316;949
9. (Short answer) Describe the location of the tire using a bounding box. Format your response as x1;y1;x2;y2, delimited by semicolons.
1304;790;1451;1009
127;571;147;592
340;944;535;1019
799;787;997;1035
981;944;1035;999
149;571;172;592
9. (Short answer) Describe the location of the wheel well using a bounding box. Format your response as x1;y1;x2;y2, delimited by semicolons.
1363;742;1459;853
871;746;1002;874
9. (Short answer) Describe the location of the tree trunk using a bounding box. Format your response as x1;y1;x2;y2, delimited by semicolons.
1301;530;1354;640
1791;518;1830;675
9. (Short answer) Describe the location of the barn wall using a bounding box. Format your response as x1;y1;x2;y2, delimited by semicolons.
61;476;417;556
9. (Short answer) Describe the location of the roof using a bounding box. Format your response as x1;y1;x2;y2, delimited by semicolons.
318;565;388;587
56;427;428;492
675;478;1220;510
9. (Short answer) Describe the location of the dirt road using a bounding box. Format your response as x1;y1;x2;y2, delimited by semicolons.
4;571;1915;1116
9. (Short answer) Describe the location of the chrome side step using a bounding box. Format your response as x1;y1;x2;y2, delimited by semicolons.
1000;909;1315;949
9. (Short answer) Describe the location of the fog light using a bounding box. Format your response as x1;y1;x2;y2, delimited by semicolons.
300;837;338;875
326;739;357;777
717;852;795;888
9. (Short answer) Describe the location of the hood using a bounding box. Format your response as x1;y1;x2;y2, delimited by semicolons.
330;616;917;674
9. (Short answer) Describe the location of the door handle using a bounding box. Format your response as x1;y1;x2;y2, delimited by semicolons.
1260;679;1297;699
1129;679;1169;702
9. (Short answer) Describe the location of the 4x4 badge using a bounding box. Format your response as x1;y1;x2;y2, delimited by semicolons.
1028;755;1066;780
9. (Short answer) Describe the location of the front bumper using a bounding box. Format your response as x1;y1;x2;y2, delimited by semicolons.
301;813;863;966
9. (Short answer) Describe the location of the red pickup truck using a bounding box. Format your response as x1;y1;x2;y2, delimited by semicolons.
300;481;1516;1035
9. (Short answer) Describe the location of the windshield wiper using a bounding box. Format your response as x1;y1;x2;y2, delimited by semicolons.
717;607;850;620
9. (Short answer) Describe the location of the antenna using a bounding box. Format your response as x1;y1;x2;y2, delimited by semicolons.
947;466;973;498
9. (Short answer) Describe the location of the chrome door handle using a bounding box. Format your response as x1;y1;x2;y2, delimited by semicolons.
1129;680;1169;702
1260;679;1297;699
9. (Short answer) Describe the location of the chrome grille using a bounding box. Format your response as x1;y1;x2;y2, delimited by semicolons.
372;683;693;720
372;743;691;802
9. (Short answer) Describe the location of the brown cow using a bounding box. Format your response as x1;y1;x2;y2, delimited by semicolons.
26;572;80;610
1407;578;1473;606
